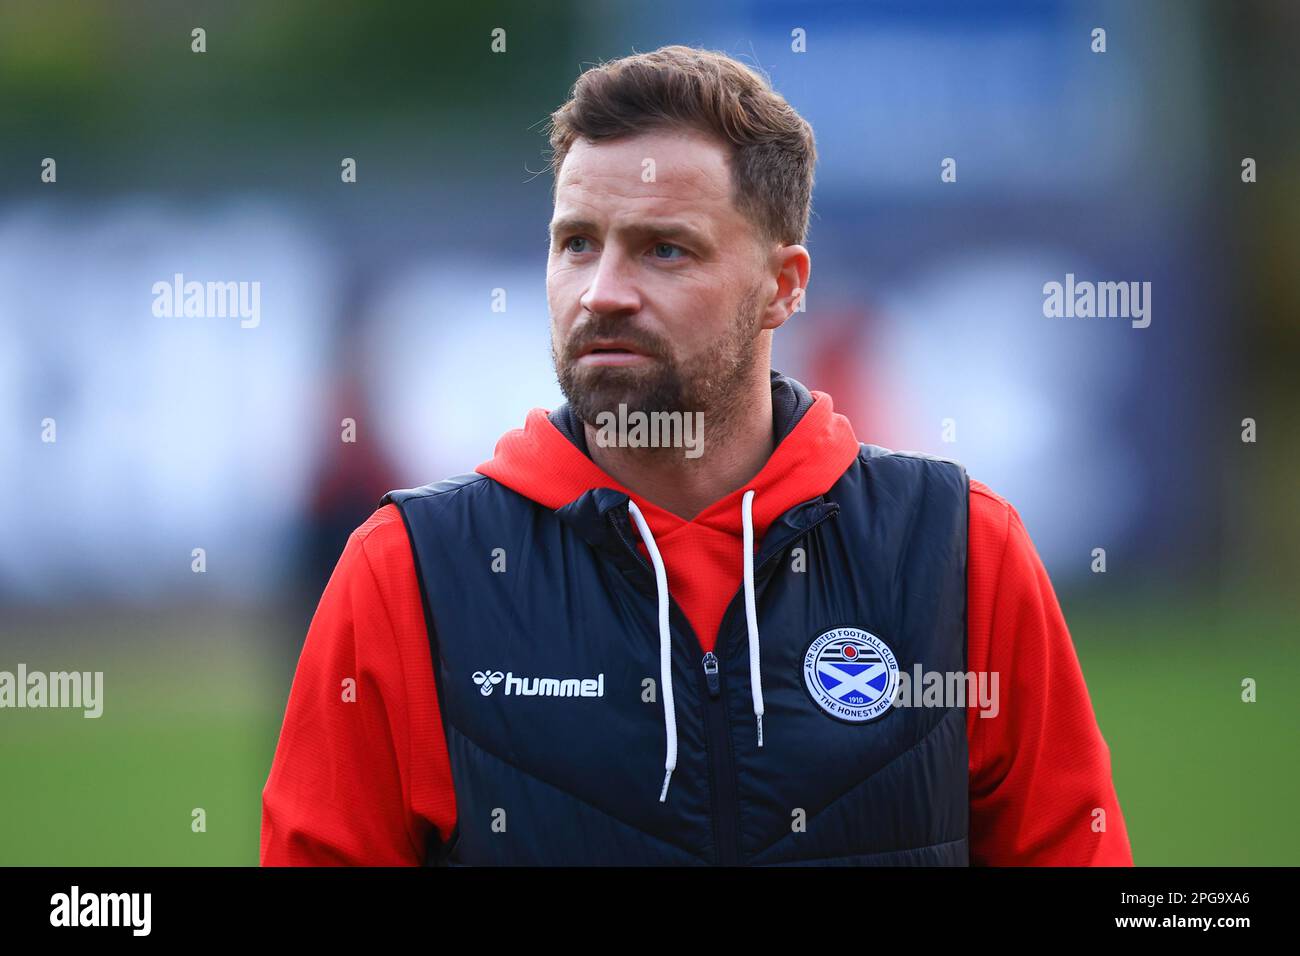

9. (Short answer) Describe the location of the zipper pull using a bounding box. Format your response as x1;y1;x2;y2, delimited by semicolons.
701;651;720;698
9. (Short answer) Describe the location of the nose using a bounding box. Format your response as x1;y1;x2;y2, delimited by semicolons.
580;245;641;317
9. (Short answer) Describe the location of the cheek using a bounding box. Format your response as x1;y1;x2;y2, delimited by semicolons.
546;287;574;351
661;285;727;350
547;260;577;308
548;311;566;354
545;270;564;322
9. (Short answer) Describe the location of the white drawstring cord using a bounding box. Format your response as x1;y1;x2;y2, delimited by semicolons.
626;499;677;803
627;489;766;802
741;490;764;747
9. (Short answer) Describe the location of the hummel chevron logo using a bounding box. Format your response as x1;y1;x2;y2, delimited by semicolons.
472;670;505;695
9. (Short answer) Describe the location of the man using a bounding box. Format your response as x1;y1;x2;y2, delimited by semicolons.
261;45;1133;866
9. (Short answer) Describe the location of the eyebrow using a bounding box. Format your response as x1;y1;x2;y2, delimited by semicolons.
548;216;714;252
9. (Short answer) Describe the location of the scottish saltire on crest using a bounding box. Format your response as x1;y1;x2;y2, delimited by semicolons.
802;627;899;722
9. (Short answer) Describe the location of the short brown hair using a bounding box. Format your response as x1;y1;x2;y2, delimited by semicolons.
546;45;817;248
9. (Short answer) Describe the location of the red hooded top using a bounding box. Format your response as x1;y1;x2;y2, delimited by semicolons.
261;390;1134;866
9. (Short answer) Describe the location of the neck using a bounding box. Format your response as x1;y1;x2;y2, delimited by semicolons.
583;370;775;521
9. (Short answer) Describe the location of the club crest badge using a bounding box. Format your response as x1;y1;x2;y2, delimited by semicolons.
803;627;899;723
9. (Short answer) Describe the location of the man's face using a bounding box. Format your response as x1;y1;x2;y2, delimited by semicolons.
547;127;770;427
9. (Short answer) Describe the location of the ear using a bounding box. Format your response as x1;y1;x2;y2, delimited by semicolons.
760;244;811;331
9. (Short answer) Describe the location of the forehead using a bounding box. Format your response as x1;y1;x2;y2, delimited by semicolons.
553;127;739;223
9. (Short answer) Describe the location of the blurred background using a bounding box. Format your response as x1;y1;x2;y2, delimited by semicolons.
1;0;1296;864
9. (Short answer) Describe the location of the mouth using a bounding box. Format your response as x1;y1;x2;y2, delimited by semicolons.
575;342;653;366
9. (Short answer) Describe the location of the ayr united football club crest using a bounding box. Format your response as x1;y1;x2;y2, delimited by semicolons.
803;627;899;723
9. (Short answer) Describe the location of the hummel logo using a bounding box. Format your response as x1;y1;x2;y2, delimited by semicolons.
474;669;605;698
472;671;505;696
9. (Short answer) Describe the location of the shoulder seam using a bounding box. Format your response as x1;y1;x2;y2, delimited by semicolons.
352;503;405;544
970;481;1011;509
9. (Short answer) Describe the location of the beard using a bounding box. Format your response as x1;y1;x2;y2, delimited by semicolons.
552;283;765;439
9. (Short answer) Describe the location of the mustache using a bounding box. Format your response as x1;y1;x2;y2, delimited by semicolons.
562;320;669;361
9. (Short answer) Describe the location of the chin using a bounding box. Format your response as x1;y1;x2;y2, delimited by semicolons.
565;368;674;421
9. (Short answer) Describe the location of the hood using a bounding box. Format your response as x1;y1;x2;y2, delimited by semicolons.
476;369;861;542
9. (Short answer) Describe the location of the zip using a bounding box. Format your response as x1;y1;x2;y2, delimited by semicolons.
701;651;720;695
698;649;739;864
701;506;839;865
610;503;839;866
609;511;738;863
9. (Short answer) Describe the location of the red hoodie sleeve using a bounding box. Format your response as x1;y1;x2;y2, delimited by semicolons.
966;479;1133;865
260;505;456;866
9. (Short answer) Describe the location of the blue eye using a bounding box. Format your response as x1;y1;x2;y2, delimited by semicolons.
565;236;590;253
652;243;685;260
